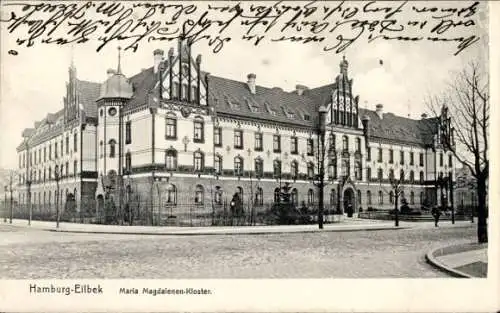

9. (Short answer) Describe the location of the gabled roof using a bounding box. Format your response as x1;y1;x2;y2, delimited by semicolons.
77;79;101;118
126;67;156;109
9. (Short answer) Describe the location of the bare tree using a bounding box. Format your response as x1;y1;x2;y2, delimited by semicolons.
426;61;489;243
373;166;410;227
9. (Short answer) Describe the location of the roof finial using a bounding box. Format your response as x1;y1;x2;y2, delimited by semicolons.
70;44;75;69
117;46;122;74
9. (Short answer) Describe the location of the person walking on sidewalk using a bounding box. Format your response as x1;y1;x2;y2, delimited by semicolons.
431;206;441;227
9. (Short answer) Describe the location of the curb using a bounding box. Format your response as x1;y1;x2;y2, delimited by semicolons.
425;245;475;278
47;225;409;236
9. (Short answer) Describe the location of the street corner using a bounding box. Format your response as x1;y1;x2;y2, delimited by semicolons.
425;242;487;278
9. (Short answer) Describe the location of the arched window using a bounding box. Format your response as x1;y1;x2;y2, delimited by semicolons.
307;162;315;178
109;139;116;158
273;159;281;177
234;156;243;176
366;167;371;180
274;188;280;203
410;171;415;184
74;188;77;204
43;191;46;207
354;160;362;180
165;149;177;170
328;156;337;179
341;157;350;179
356;137;361;152
254;157;263;177
357;189;362;205
389;191;394;204
377;168;383;181
65;161;69;177
290;160;299;178
74;133;78;152
378;190;383;205
255;187;264;206
308;189;315;206
330;189;336;207
193;151;204;171
419;171;424;184
420;191;424;204
125;152;131;173
400;169;405;182
166;184;177;204
194;185;204;204
99;141;103;158
237;186;244;203
74;160;78;176
342;135;349;151
214;186;222;205
193;117;204;142
329;133;336;150
48;190;51;208
291;188;298;206
214;155;222;174
410;191;415;205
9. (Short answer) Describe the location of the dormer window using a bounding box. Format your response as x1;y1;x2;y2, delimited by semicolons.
304;114;310;121
265;102;276;116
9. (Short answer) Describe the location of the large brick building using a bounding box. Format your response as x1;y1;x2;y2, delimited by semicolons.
15;41;456;222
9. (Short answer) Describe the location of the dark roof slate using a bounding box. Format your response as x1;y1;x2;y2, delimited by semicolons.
77;79;101;118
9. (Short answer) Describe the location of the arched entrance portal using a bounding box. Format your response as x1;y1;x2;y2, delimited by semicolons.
343;188;355;217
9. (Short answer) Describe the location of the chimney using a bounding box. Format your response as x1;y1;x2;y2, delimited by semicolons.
295;84;308;96
421;113;428;119
106;68;116;79
153;49;164;73
247;73;256;94
375;104;383;119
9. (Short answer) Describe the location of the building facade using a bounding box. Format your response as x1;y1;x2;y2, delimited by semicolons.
16;41;457;221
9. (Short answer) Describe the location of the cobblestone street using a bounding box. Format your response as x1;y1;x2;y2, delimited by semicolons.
0;224;476;278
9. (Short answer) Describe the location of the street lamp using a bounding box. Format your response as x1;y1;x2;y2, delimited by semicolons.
54;165;60;228
315;105;328;229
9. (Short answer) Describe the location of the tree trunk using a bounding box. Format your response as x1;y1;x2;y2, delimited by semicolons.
476;176;488;243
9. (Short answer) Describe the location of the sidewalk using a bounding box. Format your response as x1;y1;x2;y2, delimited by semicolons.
3;218;475;236
426;242;488;278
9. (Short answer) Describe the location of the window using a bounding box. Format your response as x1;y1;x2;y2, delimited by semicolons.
255;132;263;151
341;158;350;178
329;133;336;151
273;135;281;153
410;191;415;205
65;161;69;177
255;187;264;205
109;139;116;158
234;157;243;176
378;191;383;205
193;151;204;171
214;186;222;205
410;171;415;183
237;186;244;202
354;161;362;180
330;190;336;207
410;152;414;165
356;137;361;152
377;168;383;181
99;141;103;158
307;138;314;156
125;152;131;172
307;162;314;178
55;142;58;158
273;159;281;177
290;136;298;154
108;107;117;116
400;191;405;202
389;149;394;164
290;160;299;178
420;171;424;183
66;136;69;154
165;149;177;170
420;191;424;205
214;127;222;147
166;184;177;204
400;170;405;182
274;188;280;203
367;167;372;180
44;147;46;161
367;147;371;161
307;189;314;206
367;190;372;205
172;82;179;98
389;169;395;181
439;152;443;166
378;148;383;162
125;121;131;144
328;158;337;179
448;154;453;167
214;155;222;174
181;83;188;100
342;136;349;151
60;140;63;156
49;167;52;180
419;153;424;166
193;118;204;143
357;190;362;205
291;188;298;206
73;160;78;176
234;130;243;149
191;85;198;103
165;114;177;139
194;185;204;204
400;150;405;165
254;158;263;177
389;191;394;204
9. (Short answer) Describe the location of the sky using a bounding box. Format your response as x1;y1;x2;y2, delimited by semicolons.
0;1;489;170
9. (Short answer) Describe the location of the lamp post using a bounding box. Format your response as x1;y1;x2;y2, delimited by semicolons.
316;105;328;229
54;165;60;228
3;186;7;223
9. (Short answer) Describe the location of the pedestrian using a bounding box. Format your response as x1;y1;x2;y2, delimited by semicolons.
431;206;441;227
